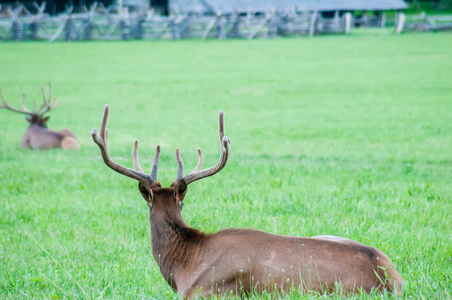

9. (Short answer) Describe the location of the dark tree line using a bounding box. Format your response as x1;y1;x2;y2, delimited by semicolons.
0;1;112;14
0;0;168;14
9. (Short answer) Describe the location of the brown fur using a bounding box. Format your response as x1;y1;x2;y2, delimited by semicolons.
61;136;80;150
20;124;79;150
139;182;403;299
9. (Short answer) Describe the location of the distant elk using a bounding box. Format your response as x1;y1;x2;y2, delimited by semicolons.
0;85;79;150
92;105;402;298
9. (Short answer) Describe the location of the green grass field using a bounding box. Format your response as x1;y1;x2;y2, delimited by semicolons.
0;31;451;299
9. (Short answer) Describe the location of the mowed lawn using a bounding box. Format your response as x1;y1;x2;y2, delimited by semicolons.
0;32;451;299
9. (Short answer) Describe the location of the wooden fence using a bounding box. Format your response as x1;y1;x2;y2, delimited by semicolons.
2;2;450;42
396;11;452;33
0;2;353;42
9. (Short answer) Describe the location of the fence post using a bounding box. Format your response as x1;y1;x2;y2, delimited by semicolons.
345;12;352;34
396;12;405;34
12;19;24;41
381;12;386;28
64;17;77;41
119;8;131;41
83;18;93;40
171;16;180;39
216;12;226;40
136;18;145;39
267;9;278;38
228;11;241;38
119;20;129;40
419;11;426;31
309;11;317;37
180;15;190;39
29;21;40;40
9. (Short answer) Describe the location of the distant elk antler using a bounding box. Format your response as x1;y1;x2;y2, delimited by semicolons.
91;105;402;299
35;84;59;116
0;84;58;116
0;84;79;150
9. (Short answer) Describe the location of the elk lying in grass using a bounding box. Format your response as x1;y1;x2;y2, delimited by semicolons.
0;85;79;150
92;105;403;298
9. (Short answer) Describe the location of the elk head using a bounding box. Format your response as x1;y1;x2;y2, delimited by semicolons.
0;84;58;128
91;105;231;213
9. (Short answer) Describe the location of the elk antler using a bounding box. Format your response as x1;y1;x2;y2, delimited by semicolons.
0;89;33;115
91;105;158;186
37;84;58;116
175;110;231;185
1;84;59;117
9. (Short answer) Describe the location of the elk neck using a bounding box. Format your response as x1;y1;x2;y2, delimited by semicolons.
148;194;207;288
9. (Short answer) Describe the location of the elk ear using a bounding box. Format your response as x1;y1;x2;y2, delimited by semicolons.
138;182;154;204
175;179;188;202
26;116;32;123
43;116;50;122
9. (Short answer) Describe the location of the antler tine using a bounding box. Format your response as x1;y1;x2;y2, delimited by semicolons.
193;148;204;172
180;110;231;185
150;145;160;180
176;147;204;181
99;103;109;141
37;86;50;113
50;97;59;110
91;105;155;185
47;83;52;103
20;94;32;113
218;110;225;142
176;148;184;180
133;140;144;173
0;89;33;115
32;99;37;112
37;84;58;116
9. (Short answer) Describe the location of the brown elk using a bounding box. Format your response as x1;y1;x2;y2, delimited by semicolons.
0;85;79;150
91;105;403;298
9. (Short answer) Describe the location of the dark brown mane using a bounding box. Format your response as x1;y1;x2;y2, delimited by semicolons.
170;221;206;243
